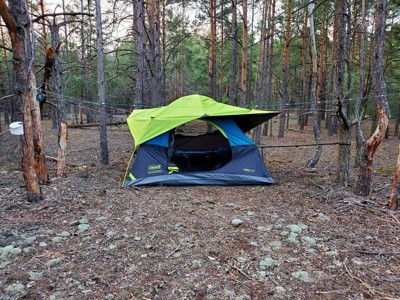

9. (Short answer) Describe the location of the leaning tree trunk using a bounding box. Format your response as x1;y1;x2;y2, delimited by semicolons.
306;2;322;168
356;0;390;196
95;0;109;164
0;0;49;201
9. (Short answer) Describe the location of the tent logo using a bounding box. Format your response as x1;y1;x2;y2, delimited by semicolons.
243;168;255;173
148;164;162;174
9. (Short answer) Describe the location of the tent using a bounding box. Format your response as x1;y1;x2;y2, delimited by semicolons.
123;94;279;186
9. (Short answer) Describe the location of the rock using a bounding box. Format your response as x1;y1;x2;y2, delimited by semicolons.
52;236;64;243
231;219;244;227
247;211;255;216
109;244;117;250
123;216;133;223
79;217;89;224
191;259;204;269
140;254;148;259
291;271;313;282
317;213;331;222
275;286;286;294
78;224;90;232
61;231;71;237
39;242;47;247
46;258;61;268
325;250;339;256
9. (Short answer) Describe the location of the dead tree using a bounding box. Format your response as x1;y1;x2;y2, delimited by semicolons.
0;0;49;201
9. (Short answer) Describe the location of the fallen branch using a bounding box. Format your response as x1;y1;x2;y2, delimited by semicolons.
68;121;125;128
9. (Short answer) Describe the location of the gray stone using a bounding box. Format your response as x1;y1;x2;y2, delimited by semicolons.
61;231;71;237
52;236;64;243
78;224;90;232
231;219;244;227
275;286;286;294
109;244;117;250
192;259;204;269
46;258;61;267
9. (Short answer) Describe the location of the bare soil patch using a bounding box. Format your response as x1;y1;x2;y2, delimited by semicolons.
0;120;399;299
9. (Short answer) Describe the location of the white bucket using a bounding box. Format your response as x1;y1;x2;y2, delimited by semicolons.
9;122;24;135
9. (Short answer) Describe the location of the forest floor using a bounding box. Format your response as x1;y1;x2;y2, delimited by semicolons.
0;119;399;300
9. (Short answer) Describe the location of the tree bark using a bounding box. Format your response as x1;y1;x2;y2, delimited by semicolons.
228;0;238;105
95;0;109;165
354;0;367;167
389;144;400;210
278;0;291;138
299;10;307;132
336;0;351;187
135;0;144;107
306;2;322;168
356;0;390;196
208;0;217;99
240;0;248;106
0;0;48;201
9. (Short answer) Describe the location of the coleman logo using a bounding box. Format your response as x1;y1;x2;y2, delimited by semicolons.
148;165;161;171
243;168;255;173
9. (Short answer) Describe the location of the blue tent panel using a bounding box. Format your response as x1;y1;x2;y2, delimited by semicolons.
125;172;274;186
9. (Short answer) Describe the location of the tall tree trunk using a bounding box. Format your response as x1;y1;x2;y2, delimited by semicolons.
229;0;238;105
147;0;162;106
0;0;49;201
49;24;68;177
161;0;166;104
219;0;224;100
327;3;339;135
278;0;291;138
356;0;390;196
208;0;217;99
263;0;276;137
336;0;351;186
306;2;322;168
299;10;307;132
95;0;109;164
136;0;144;107
240;0;248;106
354;0;367;167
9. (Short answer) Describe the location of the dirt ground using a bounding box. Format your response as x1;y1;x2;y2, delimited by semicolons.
0;119;399;300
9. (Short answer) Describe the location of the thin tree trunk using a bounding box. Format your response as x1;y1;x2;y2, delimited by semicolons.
299;10;307;132
354;0;367;167
229;0;238;105
356;0;390;196
327;3;338;135
278;0;291;138
136;0;144;107
240;0;248;106
336;0;351;186
306;2;322;168
95;0;109;164
208;0;217;99
389;144;400;210
50;24;68;177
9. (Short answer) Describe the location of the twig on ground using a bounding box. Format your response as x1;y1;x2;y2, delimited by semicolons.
225;261;254;280
166;243;181;259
